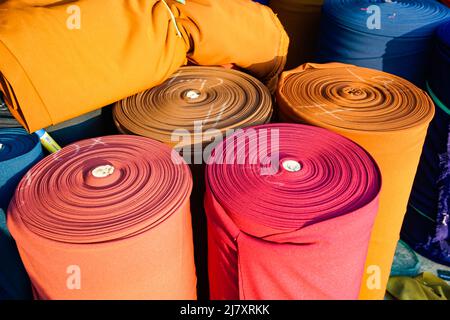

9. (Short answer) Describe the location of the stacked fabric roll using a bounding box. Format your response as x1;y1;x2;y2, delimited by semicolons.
0;0;287;132
0;128;43;211
113;66;273;150
402;21;450;266
7;135;196;299
276;63;435;300
205;123;381;299
316;0;450;87
269;0;323;69
114;65;273;299
0;128;42;300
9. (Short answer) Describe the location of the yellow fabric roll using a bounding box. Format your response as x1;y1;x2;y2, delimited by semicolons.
269;0;323;69
276;62;435;300
0;0;288;132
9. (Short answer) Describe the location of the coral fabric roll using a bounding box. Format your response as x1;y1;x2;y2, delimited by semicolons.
0;0;287;132
7;135;196;300
269;0;323;69
205;123;381;300
316;0;450;87
114;65;273;299
276;63;435;300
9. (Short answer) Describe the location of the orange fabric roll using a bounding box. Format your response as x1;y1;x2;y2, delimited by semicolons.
7;135;196;299
276;62;435;300
269;0;323;70
0;0;287;132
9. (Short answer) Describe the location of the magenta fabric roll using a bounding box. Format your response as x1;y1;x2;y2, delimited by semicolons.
204;123;382;299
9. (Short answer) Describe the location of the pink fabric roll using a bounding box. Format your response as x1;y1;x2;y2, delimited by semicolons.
204;123;382;299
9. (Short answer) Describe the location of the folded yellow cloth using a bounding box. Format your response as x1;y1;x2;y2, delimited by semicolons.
387;272;450;300
0;0;287;132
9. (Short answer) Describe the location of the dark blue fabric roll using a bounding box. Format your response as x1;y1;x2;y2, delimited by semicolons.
0;128;42;300
401;90;450;266
401;21;450;266
0;208;32;300
254;0;269;4
0;128;43;212
316;0;450;87
429;21;450;107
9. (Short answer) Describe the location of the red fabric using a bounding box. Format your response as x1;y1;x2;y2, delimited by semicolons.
204;124;381;299
7;135;196;299
442;0;450;7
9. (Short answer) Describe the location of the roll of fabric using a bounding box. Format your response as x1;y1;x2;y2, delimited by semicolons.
0;128;43;212
114;65;273;299
7;135;196;300
442;0;450;7
0;128;41;300
113;66;273;148
401;22;450;266
254;0;269;5
276;62;435;300
429;20;450;109
0;208;32;300
0;0;287;133
316;0;450;87
205;123;381;299
269;0;323;69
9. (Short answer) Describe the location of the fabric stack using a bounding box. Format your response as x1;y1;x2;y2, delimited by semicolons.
0;0;449;301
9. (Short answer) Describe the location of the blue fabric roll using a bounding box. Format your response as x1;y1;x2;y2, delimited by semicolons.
254;0;269;4
316;0;450;87
401;21;450;266
0;128;42;300
0;209;32;300
429;21;450;107
0;128;43;212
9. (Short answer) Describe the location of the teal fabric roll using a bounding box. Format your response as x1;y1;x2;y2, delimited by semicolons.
0;128;41;299
0;128;43;212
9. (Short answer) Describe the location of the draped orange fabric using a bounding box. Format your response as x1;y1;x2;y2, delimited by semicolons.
276;63;435;300
7;135;196;299
0;0;287;132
